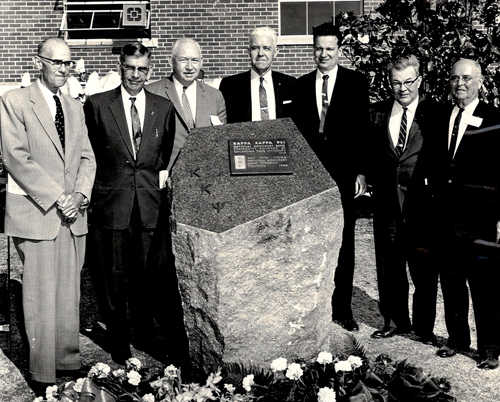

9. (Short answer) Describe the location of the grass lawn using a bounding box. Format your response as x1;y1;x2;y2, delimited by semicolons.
0;214;499;401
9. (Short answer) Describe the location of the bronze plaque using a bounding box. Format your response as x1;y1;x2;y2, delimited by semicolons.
229;138;293;175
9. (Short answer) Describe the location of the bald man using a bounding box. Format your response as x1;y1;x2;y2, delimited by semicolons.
147;38;226;171
425;59;500;369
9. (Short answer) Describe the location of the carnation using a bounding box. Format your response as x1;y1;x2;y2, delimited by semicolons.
335;360;352;372
348;355;363;369
165;364;178;378
316;351;333;365
143;393;155;402
89;362;111;378
242;374;255;392
285;363;304;380
126;357;142;370
33;397;44;402
270;357;288;372
45;384;58;398
318;387;336;402
127;370;142;386
112;369;125;378
224;383;236;393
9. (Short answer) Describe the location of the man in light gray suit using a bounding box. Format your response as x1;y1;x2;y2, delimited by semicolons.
0;37;96;394
147;38;226;170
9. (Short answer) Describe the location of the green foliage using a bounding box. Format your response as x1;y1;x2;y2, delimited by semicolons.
336;0;500;103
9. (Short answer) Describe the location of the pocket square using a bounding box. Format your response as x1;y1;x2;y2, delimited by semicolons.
283;100;292;104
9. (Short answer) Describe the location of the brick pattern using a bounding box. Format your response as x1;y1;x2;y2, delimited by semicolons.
0;0;380;85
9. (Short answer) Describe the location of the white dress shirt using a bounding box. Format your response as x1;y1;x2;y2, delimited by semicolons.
389;96;419;151
38;79;62;121
251;69;276;120
121;85;146;159
173;76;197;123
448;97;480;158
315;65;338;117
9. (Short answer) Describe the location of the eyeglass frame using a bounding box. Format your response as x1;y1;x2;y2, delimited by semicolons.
37;55;75;69
391;75;421;90
120;62;150;75
449;75;481;84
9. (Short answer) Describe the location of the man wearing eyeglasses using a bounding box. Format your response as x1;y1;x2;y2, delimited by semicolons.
425;59;500;369
83;43;175;365
147;38;226;170
0;37;96;394
369;55;441;344
292;22;370;332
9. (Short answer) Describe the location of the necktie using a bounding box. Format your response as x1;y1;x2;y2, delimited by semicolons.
53;95;65;152
448;107;464;161
319;75;329;134
182;86;195;130
259;76;269;120
395;107;408;156
130;97;142;154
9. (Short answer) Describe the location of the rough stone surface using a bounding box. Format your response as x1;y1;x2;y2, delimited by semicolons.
171;118;334;233
0;348;34;402
170;119;343;371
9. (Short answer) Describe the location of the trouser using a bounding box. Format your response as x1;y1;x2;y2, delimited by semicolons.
14;225;84;383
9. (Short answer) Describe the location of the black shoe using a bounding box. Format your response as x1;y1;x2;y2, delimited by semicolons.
436;345;456;358
334;318;359;332
111;347;132;365
56;368;85;380
27;379;56;397
477;358;499;370
371;326;398;339
418;333;438;346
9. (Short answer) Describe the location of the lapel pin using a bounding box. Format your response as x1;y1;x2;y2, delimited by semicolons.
151;111;154;115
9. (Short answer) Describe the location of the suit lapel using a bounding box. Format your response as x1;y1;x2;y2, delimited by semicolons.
194;80;205;126
60;94;75;161
454;101;486;161
108;87;135;158
164;76;188;128
272;71;283;117
382;100;399;158
242;71;252;121
30;84;65;160
137;91;157;159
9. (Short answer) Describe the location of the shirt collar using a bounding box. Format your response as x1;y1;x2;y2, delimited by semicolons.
120;84;145;102
251;68;272;82
172;75;196;92
38;79;62;99
457;97;480;115
394;95;419;114
316;65;338;81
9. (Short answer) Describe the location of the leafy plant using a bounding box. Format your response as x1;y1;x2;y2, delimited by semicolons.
337;0;500;104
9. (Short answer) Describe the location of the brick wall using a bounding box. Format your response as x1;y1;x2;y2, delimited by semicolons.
0;0;380;85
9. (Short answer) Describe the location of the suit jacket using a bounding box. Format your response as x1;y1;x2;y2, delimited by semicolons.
83;86;175;230
426;100;500;242
370;97;439;224
146;76;226;170
0;82;96;240
292;66;370;187
219;70;296;124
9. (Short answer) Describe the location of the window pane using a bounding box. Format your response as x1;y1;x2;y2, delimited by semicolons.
308;2;334;35
280;2;307;36
67;13;92;29
335;1;361;22
92;12;121;28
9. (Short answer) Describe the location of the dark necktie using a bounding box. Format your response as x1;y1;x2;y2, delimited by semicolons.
259;76;269;120
319;75;329;134
53;95;65;152
448;107;465;161
130;97;142;154
396;106;408;156
182;86;195;130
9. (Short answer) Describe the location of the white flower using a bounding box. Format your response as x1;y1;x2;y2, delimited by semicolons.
143;394;155;402
348;355;363;369
165;364;178;378
224;383;236;393
316;351;333;365
89;362;111;378
270;357;287;372
285;363;303;380
127;370;142;386
45;384;58;399
334;360;352;372
113;369;125;378
33;397;44;402
126;357;142;370
318;387;336;402
242;374;255;392
73;378;85;393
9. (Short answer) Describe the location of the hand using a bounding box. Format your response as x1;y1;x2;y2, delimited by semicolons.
58;192;84;220
354;174;367;199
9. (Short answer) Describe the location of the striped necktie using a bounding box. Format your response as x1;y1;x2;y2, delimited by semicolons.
319;75;329;134
130;97;142;154
395;106;408;156
259;76;269;120
182;86;195;130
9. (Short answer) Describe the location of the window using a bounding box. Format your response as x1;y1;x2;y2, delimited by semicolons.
279;0;362;43
60;0;151;41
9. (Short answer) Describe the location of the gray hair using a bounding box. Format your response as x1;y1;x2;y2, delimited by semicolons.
37;37;69;56
249;26;278;48
386;54;420;78
171;38;202;58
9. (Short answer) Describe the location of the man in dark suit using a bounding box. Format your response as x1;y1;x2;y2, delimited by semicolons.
427;59;500;369
219;26;295;123
84;43;175;364
369;55;439;343
292;22;370;331
147;38;226;171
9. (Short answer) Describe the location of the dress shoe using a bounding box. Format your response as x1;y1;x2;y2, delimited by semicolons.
27;379;56;397
334;318;359;332
477;358;499;370
371;326;398;339
111;347;132;365
418;333;438;346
